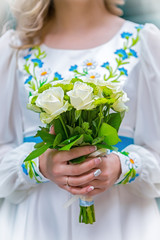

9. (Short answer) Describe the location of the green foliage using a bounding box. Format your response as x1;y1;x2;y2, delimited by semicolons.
85;82;99;95
34;142;45;149
24;143;51;162
71;78;83;84
53;118;66;140
102;87;113;97
59;135;84;151
70;155;86;164
53;133;62;148
107;112;123;131
53;83;73;93
98;123;120;145
35;128;55;143
38;83;52;93
31;95;38;104
92;136;104;145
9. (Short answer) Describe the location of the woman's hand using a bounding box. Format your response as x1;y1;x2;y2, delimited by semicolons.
39;145;102;195
83;153;122;197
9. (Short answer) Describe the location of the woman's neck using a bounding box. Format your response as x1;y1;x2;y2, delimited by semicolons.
51;0;111;33
42;0;125;50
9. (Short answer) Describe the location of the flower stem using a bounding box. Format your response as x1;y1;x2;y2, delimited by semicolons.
59;115;69;138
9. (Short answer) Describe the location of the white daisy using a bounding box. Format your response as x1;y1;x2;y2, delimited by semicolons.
83;59;98;70
87;72;101;79
38;68;51;81
125;156;138;170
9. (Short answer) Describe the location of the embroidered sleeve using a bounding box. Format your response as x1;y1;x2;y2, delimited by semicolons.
113;150;142;184
21;157;49;184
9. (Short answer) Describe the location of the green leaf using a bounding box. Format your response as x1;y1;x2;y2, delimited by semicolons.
131;168;136;179
66;125;74;135
82;122;89;132
36;130;55;143
92;136;104;145
53;133;62;148
73;126;85;135
71;78;83;84
31;96;38;104
53;118;66;140
121;151;129;157
75;110;81;121
59;135;79;146
24;143;51;162
28;164;34;179
107;113;123;131
98;123;120;145
34;142;45;149
38;83;52;93
70;155;86;164
59;135;84;151
83;134;93;144
122;173;131;184
102;87;113;97
96;144;118;151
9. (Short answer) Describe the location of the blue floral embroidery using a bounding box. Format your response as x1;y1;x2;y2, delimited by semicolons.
69;65;78;71
114;49;128;60
23;24;142;96
121;32;133;39
135;25;144;31
129;173;139;183
129;49;138;58
21;163;28;175
31;59;44;68
101;62;110;68
118;67;128;76
24;75;33;84
54;72;63;80
24;54;32;60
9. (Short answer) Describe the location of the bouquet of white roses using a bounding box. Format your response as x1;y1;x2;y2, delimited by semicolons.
24;77;128;224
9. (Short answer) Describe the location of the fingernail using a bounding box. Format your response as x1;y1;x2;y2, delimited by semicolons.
87;186;94;192
89;146;97;152
95;157;102;165
94;169;102;177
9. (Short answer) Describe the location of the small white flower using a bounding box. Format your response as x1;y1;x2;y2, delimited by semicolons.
35;87;69;123
87;72;100;79
83;59;98;70
67;81;94;110
125;156;138;170
38;68;51;81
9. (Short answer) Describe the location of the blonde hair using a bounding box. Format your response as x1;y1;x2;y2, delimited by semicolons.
10;0;124;47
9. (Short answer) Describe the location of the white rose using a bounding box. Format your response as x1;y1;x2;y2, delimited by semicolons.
36;87;69;123
112;92;129;112
67;81;94;110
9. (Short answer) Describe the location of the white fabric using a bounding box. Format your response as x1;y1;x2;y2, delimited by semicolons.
0;21;160;240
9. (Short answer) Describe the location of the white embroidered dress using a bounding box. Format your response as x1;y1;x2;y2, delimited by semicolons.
0;21;160;240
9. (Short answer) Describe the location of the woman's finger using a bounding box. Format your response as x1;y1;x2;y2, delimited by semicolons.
65;157;102;176
55;145;97;162
66;168;102;187
62;184;95;195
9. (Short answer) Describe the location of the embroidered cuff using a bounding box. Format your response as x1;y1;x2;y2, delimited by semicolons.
113;150;142;185
21;157;49;184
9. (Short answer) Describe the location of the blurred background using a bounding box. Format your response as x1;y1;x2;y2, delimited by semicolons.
122;0;160;27
0;0;160;34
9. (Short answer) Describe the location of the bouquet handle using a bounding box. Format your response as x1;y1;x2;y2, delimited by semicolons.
64;148;108;224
